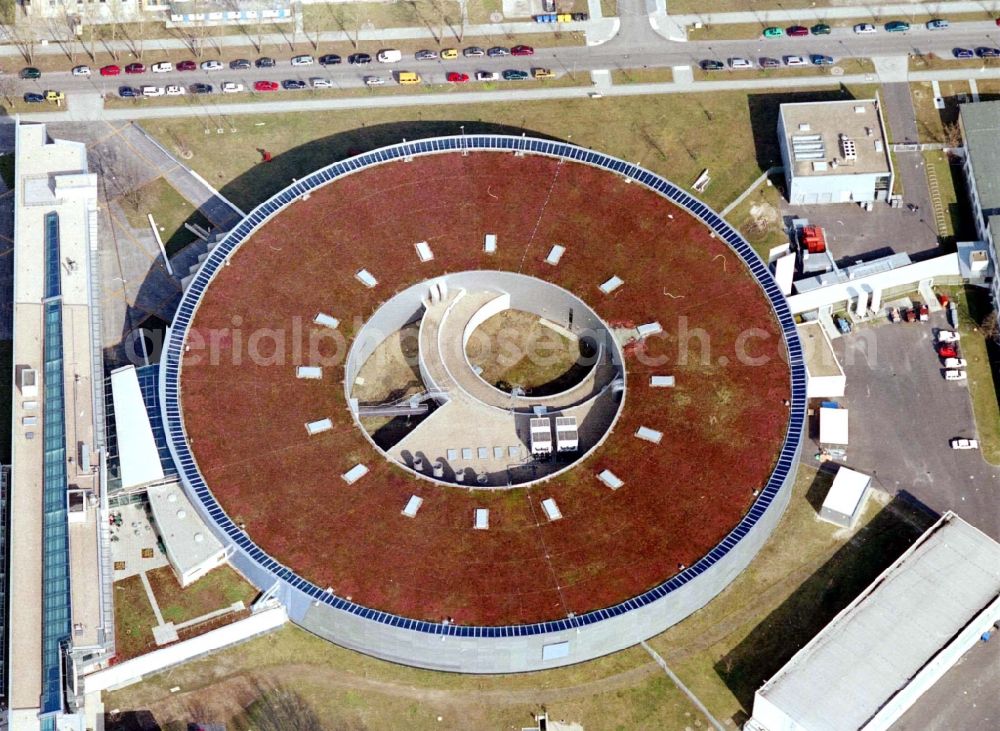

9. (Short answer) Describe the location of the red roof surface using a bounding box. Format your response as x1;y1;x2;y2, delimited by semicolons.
181;152;791;625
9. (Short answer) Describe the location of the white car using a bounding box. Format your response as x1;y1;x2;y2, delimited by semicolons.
71;65;91;76
165;84;185;96
783;55;807;67
221;81;244;93
944;369;967;381
141;85;164;97
950;438;979;450
151;62;173;73
200;60;223;71
291;55;315;66
364;76;385;86
944;357;967;368
476;71;499;81
854;23;877;34
937;330;960;343
728;57;753;69
310;77;333;88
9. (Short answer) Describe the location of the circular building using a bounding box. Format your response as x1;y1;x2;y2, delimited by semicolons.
162;135;806;673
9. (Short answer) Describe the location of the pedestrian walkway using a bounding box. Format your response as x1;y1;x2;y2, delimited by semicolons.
668;0;996;25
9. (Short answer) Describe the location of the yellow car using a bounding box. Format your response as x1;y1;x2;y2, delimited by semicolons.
441;48;459;60
532;67;555;79
45;90;65;102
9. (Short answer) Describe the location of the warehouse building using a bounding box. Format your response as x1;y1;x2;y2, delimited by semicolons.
778;99;894;206
958;101;1000;311
746;512;1000;731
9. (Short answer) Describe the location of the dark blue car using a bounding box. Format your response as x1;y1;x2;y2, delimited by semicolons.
23;92;44;103
810;54;834;66
953;47;974;59
118;86;138;98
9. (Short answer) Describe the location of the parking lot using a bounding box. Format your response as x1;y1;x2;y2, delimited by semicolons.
829;311;1000;540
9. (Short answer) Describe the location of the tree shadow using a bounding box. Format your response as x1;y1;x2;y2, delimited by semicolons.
714;492;938;724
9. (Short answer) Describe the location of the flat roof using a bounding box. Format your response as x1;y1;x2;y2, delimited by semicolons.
147;480;225;577
757;514;1000;731
959;101;1000;214
822;466;870;517
819;407;848;444
110;365;166;489
797;322;844;379
781;99;891;179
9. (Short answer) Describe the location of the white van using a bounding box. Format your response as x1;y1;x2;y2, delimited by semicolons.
728;57;753;69
377;49;402;63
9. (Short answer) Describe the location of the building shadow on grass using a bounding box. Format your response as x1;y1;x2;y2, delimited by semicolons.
746;86;862;175
210;120;565;215
714;491;938;726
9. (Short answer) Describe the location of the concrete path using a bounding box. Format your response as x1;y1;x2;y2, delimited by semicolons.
139;570;166;626
641;641;726;731
881;81;921;144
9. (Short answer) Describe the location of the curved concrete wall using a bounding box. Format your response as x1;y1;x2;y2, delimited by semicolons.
160;135;807;674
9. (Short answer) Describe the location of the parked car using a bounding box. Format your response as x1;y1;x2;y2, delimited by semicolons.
441;49;459;60
282;79;307;89
23;92;44;103
255;57;277;68
700;59;725;70
944;357;968;368
253;80;279;91
938;344;958;359
763;26;783;38
977;47;1000;58
414;50;438;61
141;86;164;97
532;67;555;78
945;369;968;381
889;307;901;323
72;65;91;76
189;83;213;94
45;90;64;102
118;85;139;98
311;77;333;88
177;60;198;71
100;65;121;77
502;69;529;80
937;330;961;343
786;25;809;36
759;57;781;68
950;437;979;449
853;23;877;34
811;54;834;65
364;76;385;86
229;59;251;70
291;55;315;66
927;18;950;30
811;23;831;35
20;67;41;79
571;11;587;20
221;81;245;93
377;49;402;63
487;46;510;57
834;315;852;334
904;307;917;323
125;63;145;74
784;55;807;66
447;71;470;83
954;48;975;59
476;70;500;81
165;85;185;96
511;45;535;56
919;303;929;321
319;54;342;66
349;53;372;65
885;20;910;32
463;46;486;57
729;57;753;69
200;60;224;70
152;62;173;73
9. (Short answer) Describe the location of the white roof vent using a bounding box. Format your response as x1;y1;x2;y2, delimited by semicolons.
176;509;187;520
194;532;205;543
854;105;865;113
812;161;829;172
798;123;811;131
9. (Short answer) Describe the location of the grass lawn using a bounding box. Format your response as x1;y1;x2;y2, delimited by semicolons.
113;575;160;661
910;80;967;144
923;150;971;243
303;0;528;28
0;341;11;464
146;564;259;625
600;0;617;17
910;53;1000;72
610;67;673;84
724;175;788;261
119;176;212;257
103;463;936;728
143;83;876;216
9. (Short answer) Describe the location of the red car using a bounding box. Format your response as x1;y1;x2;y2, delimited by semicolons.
446;72;469;83
125;63;145;74
100;65;121;76
177;60;198;71
787;25;809;36
253;80;279;91
938;344;958;359
511;45;534;56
